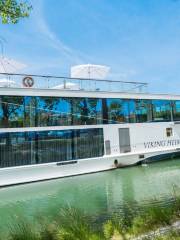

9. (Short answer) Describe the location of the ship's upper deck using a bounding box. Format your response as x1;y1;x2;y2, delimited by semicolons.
0;72;180;100
0;72;148;92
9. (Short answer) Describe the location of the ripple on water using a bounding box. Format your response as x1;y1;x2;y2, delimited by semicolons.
0;159;179;232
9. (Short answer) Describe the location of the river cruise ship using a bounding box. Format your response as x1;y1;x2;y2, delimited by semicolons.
0;72;180;187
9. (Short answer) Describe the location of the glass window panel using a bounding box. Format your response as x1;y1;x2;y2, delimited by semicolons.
0;95;177;127
107;99;129;123
173;101;180;121
59;98;73;125
36;130;73;164
0;128;104;168
24;96;36;127
135;99;152;123
72;98;103;125
152;100;171;121
128;100;136;123
36;97;59;126
72;98;88;125
0;96;103;127
73;128;104;159
0;132;36;168
0;96;25;128
86;98;103;124
36;97;72;126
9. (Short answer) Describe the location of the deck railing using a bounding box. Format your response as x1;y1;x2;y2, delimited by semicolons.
0;72;148;93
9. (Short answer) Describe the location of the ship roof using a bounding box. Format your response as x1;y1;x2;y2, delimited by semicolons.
0;72;180;100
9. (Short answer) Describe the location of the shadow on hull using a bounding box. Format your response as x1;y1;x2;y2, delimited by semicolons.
140;151;180;164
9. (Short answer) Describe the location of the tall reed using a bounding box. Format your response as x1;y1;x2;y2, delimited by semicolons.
3;193;180;240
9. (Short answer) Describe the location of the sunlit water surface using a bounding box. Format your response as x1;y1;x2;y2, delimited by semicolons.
0;159;179;233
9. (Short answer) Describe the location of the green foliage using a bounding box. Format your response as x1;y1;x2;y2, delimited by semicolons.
39;223;58;240
3;193;180;240
0;0;32;24
103;220;114;239
103;219;131;240
130;206;177;236
9;220;39;240
56;207;102;240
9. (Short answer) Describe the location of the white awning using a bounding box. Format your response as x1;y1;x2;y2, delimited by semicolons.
71;64;110;80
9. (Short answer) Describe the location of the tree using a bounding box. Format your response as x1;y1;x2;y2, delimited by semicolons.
0;0;32;24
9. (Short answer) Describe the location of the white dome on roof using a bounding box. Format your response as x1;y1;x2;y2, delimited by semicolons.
71;64;110;80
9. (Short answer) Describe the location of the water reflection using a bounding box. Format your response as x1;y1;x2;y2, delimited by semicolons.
0;159;179;230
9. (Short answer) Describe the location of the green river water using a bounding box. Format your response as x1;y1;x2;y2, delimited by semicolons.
0;159;179;233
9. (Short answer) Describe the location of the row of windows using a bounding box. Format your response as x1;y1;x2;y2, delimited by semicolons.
0;96;180;128
0;128;104;168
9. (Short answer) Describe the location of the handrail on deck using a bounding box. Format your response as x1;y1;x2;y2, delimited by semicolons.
0;72;148;93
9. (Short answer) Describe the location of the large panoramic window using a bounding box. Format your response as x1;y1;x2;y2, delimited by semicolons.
152;100;172;121
0;95;178;128
0;128;104;168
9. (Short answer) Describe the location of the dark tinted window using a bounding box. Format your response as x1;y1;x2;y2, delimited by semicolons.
0;128;104;168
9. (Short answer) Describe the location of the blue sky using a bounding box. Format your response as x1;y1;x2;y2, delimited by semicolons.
1;0;180;93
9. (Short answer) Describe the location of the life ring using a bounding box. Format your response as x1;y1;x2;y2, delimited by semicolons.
22;76;34;88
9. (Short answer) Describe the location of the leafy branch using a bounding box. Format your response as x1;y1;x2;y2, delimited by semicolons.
0;0;32;24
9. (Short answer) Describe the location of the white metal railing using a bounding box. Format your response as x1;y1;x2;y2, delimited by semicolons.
0;72;148;93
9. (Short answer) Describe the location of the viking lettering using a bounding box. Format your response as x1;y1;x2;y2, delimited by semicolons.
144;139;180;149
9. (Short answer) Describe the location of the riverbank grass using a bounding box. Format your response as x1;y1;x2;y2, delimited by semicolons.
5;194;180;240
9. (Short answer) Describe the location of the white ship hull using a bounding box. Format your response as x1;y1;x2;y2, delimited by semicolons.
0;73;180;187
0;122;180;187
